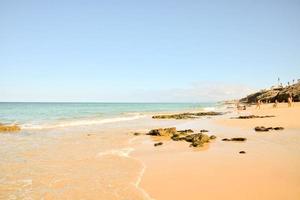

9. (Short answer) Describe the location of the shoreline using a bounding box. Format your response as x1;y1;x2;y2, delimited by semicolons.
132;102;300;200
1;103;300;199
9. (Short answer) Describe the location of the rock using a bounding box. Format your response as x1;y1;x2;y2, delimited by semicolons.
231;137;247;141
154;142;163;146
200;129;209;132
177;129;194;134
0;124;21;132
239;151;246;154
209;135;217;140
133;132;142;136
255;126;284;132
148;127;177;136
222;138;231;141
185;133;210;147
254;126;270;132
222;137;246;142
152;112;223;120
235;115;275;119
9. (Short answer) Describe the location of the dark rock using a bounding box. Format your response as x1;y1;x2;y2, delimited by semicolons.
222;138;231;141
200;129;209;132
152;112;223;120
133;132;142;136
222;137;246;142
254;126;270;132
186;133;210;147
148;127;177;136
209;135;217;140
235;115;275;119
255;126;284;132
154;142;163;146
177;129;194;134
239;151;246;154
231;137;247;141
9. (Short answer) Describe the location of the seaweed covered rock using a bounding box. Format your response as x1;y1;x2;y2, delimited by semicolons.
148;127;177;136
185;133;210;147
152;112;223;120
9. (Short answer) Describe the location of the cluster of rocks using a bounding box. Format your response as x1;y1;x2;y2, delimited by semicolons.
233;115;275;119
0;123;21;132
152;111;223;120
254;126;284;132
147;127;216;148
240;82;300;103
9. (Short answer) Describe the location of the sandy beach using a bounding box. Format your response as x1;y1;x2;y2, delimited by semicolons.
132;102;300;200
1;103;300;199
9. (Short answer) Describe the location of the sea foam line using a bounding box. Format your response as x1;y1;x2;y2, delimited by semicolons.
22;114;146;130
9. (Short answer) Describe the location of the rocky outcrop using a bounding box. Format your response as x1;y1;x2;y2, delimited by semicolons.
240;82;300;103
148;127;216;148
233;115;275;119
148;127;177;136
152;111;223;120
0;124;21;132
254;126;284;132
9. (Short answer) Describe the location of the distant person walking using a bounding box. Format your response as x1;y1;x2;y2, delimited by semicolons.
288;94;293;107
256;100;261;109
273;99;278;108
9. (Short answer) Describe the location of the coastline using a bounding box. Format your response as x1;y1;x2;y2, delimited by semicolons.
132;102;300;200
1;103;300;199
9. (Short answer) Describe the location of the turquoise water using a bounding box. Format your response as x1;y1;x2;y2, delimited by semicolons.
0;102;216;129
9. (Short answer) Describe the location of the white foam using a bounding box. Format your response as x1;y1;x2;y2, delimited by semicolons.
203;106;216;111
96;148;135;158
22;114;146;130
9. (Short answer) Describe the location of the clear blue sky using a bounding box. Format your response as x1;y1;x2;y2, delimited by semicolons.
0;0;299;102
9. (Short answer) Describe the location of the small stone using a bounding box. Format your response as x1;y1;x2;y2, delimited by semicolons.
154;142;163;147
133;132;142;136
209;135;217;140
239;151;246;154
222;138;231;141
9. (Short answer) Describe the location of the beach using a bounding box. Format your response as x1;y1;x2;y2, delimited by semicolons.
0;102;300;199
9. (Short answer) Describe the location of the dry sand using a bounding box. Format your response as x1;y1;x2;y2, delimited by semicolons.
133;102;300;200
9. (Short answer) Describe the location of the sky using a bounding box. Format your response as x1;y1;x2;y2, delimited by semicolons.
0;0;299;102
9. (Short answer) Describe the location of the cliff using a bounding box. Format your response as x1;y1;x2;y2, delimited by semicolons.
240;82;300;103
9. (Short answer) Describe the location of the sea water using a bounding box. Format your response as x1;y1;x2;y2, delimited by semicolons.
0;102;217;199
0;102;216;129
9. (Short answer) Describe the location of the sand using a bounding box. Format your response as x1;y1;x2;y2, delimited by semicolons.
1;103;300;199
133;102;300;200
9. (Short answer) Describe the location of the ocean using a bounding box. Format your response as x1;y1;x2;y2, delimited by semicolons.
0;102;216;130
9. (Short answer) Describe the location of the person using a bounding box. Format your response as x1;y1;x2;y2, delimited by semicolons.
256;100;261;109
288;94;293;107
273;99;278;108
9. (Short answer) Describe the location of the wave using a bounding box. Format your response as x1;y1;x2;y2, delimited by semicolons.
21;114;146;130
96;147;135;158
